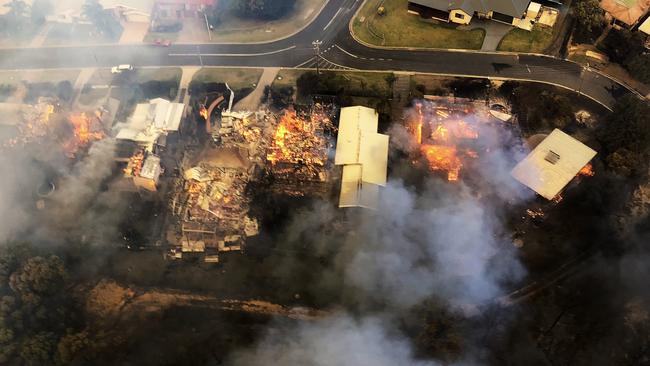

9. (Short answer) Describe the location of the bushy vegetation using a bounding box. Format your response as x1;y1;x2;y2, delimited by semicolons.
596;95;650;177
599;29;650;84
572;0;605;43
232;0;296;20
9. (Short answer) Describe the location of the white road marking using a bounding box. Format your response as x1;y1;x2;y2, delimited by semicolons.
294;57;316;68
334;44;359;58
324;8;343;30
169;45;296;57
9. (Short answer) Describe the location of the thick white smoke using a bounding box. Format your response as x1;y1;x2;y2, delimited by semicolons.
232;103;532;365
344;180;524;309
228;314;442;366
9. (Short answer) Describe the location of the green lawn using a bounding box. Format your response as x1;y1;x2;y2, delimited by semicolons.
43;23;114;46
192;68;263;90
273;69;394;98
207;0;327;42
497;24;554;53
135;68;182;84
0;69;80;85
352;0;485;50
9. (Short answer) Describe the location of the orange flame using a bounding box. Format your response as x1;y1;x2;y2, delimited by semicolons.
420;145;463;181
578;163;595;177
266;110;327;167
199;106;209;120
64;112;105;157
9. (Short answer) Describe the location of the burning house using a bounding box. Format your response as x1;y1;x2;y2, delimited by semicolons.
122;150;162;192
0;99;109;158
334;106;389;210
265;104;336;196
114;98;185;153
510;129;597;200
410;97;488;182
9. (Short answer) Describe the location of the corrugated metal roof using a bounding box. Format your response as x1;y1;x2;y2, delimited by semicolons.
335;106;389;209
510;129;597;200
410;0;530;18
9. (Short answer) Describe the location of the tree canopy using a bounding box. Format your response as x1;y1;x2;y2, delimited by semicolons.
232;0;296;20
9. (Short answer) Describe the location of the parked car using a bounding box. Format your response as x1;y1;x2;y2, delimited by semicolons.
154;39;172;47
111;64;134;74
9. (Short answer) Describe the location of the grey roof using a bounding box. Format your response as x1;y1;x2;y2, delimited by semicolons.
410;0;530;18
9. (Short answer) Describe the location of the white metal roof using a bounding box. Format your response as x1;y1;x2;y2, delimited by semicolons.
339;165;380;210
335;106;389;209
335;106;380;165
510;129;596;200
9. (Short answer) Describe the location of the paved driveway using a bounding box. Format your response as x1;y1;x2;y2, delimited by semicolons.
470;20;512;51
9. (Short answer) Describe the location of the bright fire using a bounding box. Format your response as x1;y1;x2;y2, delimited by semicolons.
420;145;462;181
411;101;481;181
63;112;105;157
266;109;328;168
578;163;595;177
199;105;209;120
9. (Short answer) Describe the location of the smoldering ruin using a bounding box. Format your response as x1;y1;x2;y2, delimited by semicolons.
1;66;649;366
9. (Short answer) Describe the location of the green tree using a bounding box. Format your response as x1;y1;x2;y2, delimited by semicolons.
82;0;122;40
9;256;67;299
30;0;53;24
3;0;29;18
20;331;57;365
0;242;32;291
574;0;604;35
56;330;93;365
597;96;650;176
233;0;295;20
625;54;650;84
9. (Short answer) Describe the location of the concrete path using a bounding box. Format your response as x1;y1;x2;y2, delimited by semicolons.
474;20;512;51
29;22;53;48
72;68;96;107
177;66;201;104
234;67;280;111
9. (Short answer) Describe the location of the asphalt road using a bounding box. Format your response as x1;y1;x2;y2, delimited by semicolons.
0;0;632;108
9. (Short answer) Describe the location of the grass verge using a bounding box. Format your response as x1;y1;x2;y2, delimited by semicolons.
192;68;263;90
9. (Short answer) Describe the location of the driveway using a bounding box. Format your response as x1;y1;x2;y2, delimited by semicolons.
120;22;149;44
234;67;280;111
470;20;512;51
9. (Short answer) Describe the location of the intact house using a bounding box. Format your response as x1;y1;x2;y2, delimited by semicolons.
599;0;650;34
407;0;543;30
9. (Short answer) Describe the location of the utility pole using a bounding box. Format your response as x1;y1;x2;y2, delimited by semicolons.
578;63;589;96
312;40;322;74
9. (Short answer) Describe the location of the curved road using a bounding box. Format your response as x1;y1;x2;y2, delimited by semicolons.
0;0;632;108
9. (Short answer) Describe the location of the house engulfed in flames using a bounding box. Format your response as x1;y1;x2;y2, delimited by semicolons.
0;99;107;158
411;98;481;181
266;104;337;196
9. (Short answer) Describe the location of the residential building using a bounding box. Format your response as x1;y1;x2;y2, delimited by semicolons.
114;98;185;152
510;129;597;200
407;0;543;30
334;106;389;210
600;0;650;31
153;0;216;19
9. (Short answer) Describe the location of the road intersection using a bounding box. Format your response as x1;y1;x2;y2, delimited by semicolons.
0;0;634;109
